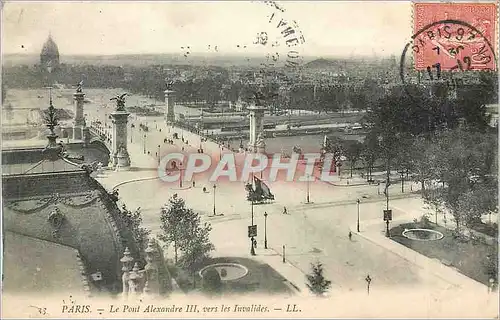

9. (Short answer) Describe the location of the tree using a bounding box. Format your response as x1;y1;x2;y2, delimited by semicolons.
323;136;345;174
119;205;151;256
306;261;331;297
421;128;498;231
2;82;6;104
410;136;436;192
342;140;363;177
159;194;215;286
360;134;379;182
158;194;188;264
178;209;215;288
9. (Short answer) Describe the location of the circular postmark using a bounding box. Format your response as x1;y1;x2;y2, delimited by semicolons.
400;19;497;100
248;1;307;110
252;0;306;71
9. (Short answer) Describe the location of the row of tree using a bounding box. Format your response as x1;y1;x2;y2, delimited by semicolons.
356;73;498;233
12;63;496;115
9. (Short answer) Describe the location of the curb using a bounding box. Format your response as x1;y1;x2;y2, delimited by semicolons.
293;192;421;211
267;247;306;295
111;176;160;190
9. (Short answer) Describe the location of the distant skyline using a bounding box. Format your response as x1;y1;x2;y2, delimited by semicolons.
3;1;412;58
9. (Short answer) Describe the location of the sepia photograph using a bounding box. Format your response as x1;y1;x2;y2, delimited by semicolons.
1;1;499;318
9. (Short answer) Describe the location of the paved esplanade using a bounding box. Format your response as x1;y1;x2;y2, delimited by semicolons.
92;109;495;315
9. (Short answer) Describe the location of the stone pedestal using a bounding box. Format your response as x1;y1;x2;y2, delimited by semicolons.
164;90;175;124
73;92;85;140
109;111;131;170
247;105;267;153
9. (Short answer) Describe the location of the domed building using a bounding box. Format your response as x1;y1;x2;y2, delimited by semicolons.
40;33;60;72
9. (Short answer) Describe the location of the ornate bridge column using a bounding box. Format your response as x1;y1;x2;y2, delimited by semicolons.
247;105;266;153
109;110;131;170
108;93;131;170
73;89;85;140
164;89;175;125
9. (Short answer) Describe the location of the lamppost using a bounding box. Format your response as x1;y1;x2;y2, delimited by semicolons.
179;165;184;188
250;198;256;256
365;274;372;295
264;211;268;249
143;134;146;154
157;145;161;165
379;135;392;237
356;199;360;232
212;184;216;216
398;168;405;193
306;174;311;204
130;124;133;143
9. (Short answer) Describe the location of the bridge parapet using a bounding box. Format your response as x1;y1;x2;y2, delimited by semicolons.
89;126;112;151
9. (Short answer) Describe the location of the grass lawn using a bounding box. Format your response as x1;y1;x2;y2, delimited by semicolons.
390;222;498;286
168;256;294;296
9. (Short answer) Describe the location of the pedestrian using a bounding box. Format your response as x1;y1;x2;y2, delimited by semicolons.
348;231;352;241
203;187;207;193
192;181;196;188
283;206;288;215
182;147;185;151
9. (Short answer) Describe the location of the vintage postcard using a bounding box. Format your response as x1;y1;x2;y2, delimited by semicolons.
1;1;499;318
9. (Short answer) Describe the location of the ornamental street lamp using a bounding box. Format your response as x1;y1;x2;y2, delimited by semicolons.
365;274;372;295
356;199;360;232
264;211;268;249
250;198;256;256
306;174;311;204
212;184;217;216
400;170;405;193
157;145;161;165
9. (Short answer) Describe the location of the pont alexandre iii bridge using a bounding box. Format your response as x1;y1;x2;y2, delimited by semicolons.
57;86;130;170
76;86;268;170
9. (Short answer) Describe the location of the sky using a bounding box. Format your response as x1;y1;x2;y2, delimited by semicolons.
2;1;413;58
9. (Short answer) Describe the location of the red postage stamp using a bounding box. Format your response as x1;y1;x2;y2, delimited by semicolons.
413;2;497;71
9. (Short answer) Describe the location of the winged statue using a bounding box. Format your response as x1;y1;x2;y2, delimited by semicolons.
75;80;84;93
165;80;175;91
251;90;278;106
110;93;128;111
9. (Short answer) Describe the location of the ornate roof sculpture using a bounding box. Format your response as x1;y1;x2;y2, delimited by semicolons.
41;88;65;161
